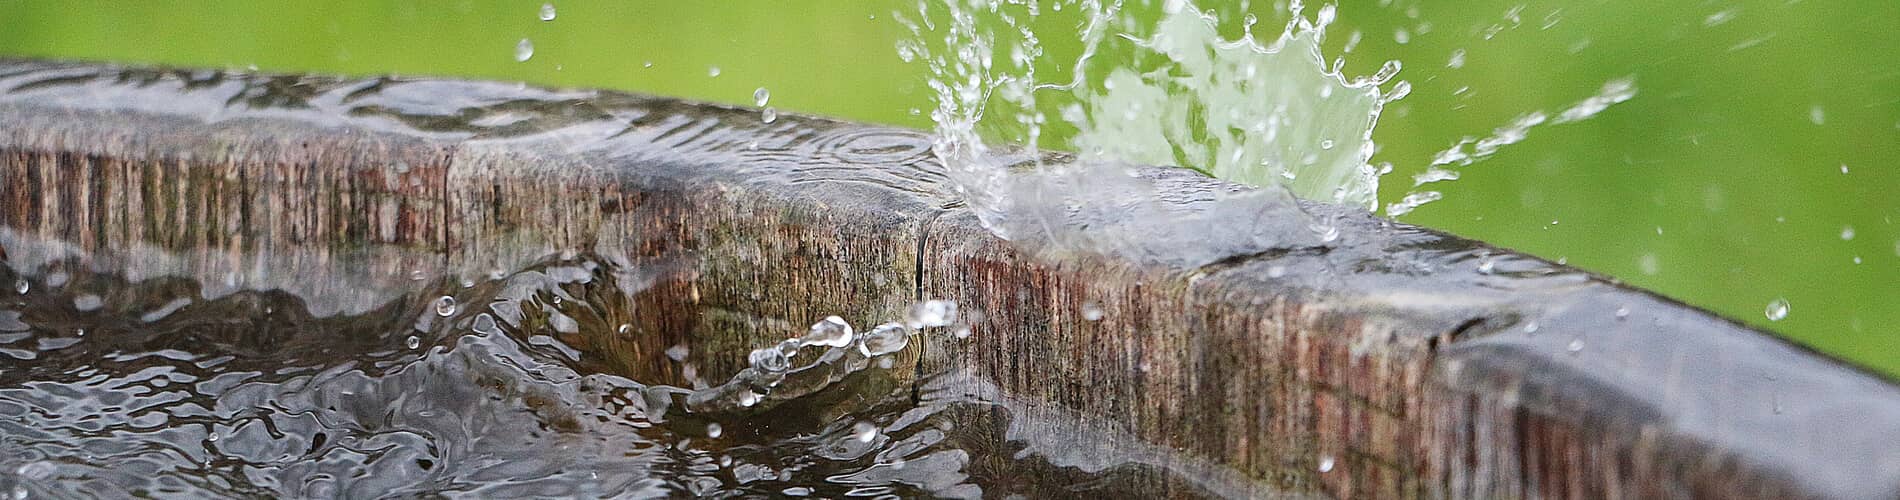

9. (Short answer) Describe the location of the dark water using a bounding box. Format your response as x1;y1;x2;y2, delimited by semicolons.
0;250;1228;499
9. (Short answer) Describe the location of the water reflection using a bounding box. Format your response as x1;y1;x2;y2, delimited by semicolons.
0;253;1236;498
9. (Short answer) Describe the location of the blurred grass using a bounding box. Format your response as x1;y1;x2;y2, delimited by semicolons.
0;0;1894;376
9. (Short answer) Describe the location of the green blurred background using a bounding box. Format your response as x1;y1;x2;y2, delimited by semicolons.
0;1;1894;375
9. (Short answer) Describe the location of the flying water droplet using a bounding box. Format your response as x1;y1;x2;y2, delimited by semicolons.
1566;339;1585;353
616;323;634;338
1317;455;1336;473
1615;306;1630;319
1840;226;1855;241
859;323;909;356
753;87;770;107
538;3;556;21
13;279;27;294
761;107;778;123
405;335;421;349
514;39;534;62
707;66;722;77
1523;321;1539;334
905;300;958;328
433;296;458;317
666;344;691;362
1765;298;1790;321
706;423;723;438
1081;302;1105;321
737;390;761;407
803;316;854;347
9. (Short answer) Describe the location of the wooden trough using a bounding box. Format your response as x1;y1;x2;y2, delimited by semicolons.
1;59;1896;499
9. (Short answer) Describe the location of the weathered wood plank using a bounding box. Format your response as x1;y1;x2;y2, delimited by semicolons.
1;59;1896;499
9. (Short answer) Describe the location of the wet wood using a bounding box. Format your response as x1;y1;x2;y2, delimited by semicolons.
1;60;1896;499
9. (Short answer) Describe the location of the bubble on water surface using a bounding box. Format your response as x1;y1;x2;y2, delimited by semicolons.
1765;298;1791;321
538;3;556;21
749;346;791;374
514;39;534;62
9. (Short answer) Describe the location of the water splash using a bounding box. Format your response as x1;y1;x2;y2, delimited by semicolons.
901;0;1405;242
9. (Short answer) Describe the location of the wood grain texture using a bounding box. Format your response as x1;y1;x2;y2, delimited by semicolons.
1;60;1895;499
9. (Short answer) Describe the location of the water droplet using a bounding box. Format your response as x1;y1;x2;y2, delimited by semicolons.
853;421;878;443
206;432;219;442
1081;302;1105;321
1317;455;1336;473
1840;164;1850;174
405;335;421;349
748;346;791;374
1809;104;1826;125
434;296;458;317
761;107;778;123
514;39;534;62
409;270;426;281
1523;321;1539;334
617;323;634;338
707;66;722;77
665;344;691;362
954;326;972;339
1840;226;1856;241
12;279;26;294
706;423;723;438
737;390;761;407
804;316;854;347
905;300;958;328
1765;298;1790;321
860;323;909;356
753;87;770;107
1566;339;1585;353
538;3;556;21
